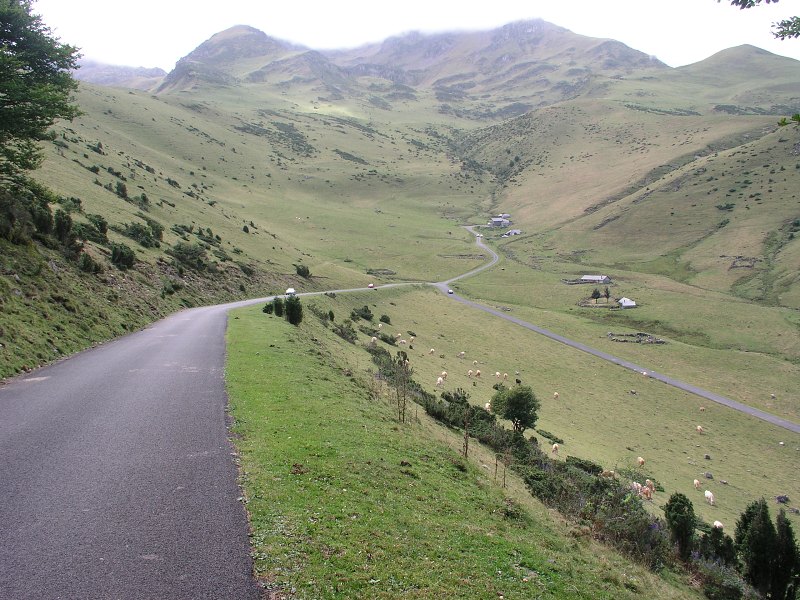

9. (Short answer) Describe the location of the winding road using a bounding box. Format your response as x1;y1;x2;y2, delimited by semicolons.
1;225;796;599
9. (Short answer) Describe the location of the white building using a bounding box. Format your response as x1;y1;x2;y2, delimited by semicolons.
618;297;636;308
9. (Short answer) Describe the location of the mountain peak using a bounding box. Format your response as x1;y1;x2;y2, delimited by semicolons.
181;25;302;66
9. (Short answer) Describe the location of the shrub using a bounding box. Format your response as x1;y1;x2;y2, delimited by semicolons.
272;297;284;317
565;455;603;476
294;263;311;278
665;493;697;561
284;295;303;326
77;252;102;273
262;302;274;314
351;305;373;321
167;241;208;271
332;319;357;343
379;314;391;324
110;242;135;270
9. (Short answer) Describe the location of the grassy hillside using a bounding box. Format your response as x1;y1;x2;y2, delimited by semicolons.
226;301;704;599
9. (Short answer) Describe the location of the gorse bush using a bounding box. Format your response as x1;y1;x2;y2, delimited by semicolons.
110;242;135;270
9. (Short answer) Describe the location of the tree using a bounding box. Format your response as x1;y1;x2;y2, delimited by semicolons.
664;492;696;561
723;0;800;39
773;508;799;600
603;286;611;302
272;296;284;317
591;288;601;304
0;0;80;183
740;498;776;596
491;385;539;435
284;295;303;326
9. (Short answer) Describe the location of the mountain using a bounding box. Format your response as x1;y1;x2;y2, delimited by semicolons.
6;17;800;380
74;59;166;90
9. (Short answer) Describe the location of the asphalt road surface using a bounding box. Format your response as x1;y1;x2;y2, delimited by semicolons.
0;301;264;599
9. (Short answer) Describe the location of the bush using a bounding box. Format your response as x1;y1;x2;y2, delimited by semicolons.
262;302;274;314
332;319;357;343
110;242;135;270
294;263;311;278
351;305;374;321
284;295;303;326
272;296;284;317
379;314;391;324
167;241;208;271
665;493;697;561
565;455;603;476
77;252;102;273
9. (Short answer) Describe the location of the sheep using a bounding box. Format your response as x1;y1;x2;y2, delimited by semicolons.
699;406;706;412
641;486;653;500
409;336;415;344
429;348;435;355
636;456;645;467
472;360;478;367
705;490;715;506
553;392;559;400
645;479;655;492
457;351;466;359
503;373;508;381
441;371;448;380
397;339;407;345
377;323;383;329
713;521;724;529
551;443;559;455
696;425;705;434
631;481;643;494
694;479;701;490
370;336;378;346
484;402;491;411
467;369;473;378
435;376;444;388
495;371;501;379
395;332;402;339
475;370;481;378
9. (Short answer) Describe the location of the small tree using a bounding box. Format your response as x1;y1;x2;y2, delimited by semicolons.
390;351;412;423
491;385;539;435
773;508;799;600
272;296;285;317
110;242;135;270
603;286;611;302
284;295;303;326
294;263;310;278
591;288;602;304
664;492;696;561
740;498;776;597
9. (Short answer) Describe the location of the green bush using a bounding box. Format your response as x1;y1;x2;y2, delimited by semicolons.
110;242;135;270
351;305;374;321
167;241;208;271
379;314;391;324
284;295;303;326
77;252;102;273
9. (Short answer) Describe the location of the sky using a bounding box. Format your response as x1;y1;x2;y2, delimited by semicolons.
32;0;800;71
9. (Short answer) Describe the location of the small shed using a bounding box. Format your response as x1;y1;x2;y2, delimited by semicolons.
618;297;636;308
580;275;611;284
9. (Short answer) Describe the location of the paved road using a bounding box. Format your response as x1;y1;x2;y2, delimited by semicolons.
435;229;800;434
0;300;265;599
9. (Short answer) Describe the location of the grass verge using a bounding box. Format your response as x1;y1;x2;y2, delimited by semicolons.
226;304;702;599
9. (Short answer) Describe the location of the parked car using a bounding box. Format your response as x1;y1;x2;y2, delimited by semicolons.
448;289;454;294
368;283;375;289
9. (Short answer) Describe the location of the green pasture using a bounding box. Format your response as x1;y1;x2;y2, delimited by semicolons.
294;286;799;531
451;248;798;420
226;302;702;599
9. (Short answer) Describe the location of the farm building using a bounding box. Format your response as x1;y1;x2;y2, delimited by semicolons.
618;297;637;308
489;217;511;228
580;275;612;284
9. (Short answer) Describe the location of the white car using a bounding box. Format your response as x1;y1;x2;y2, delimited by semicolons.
367;283;375;289
448;289;454;294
